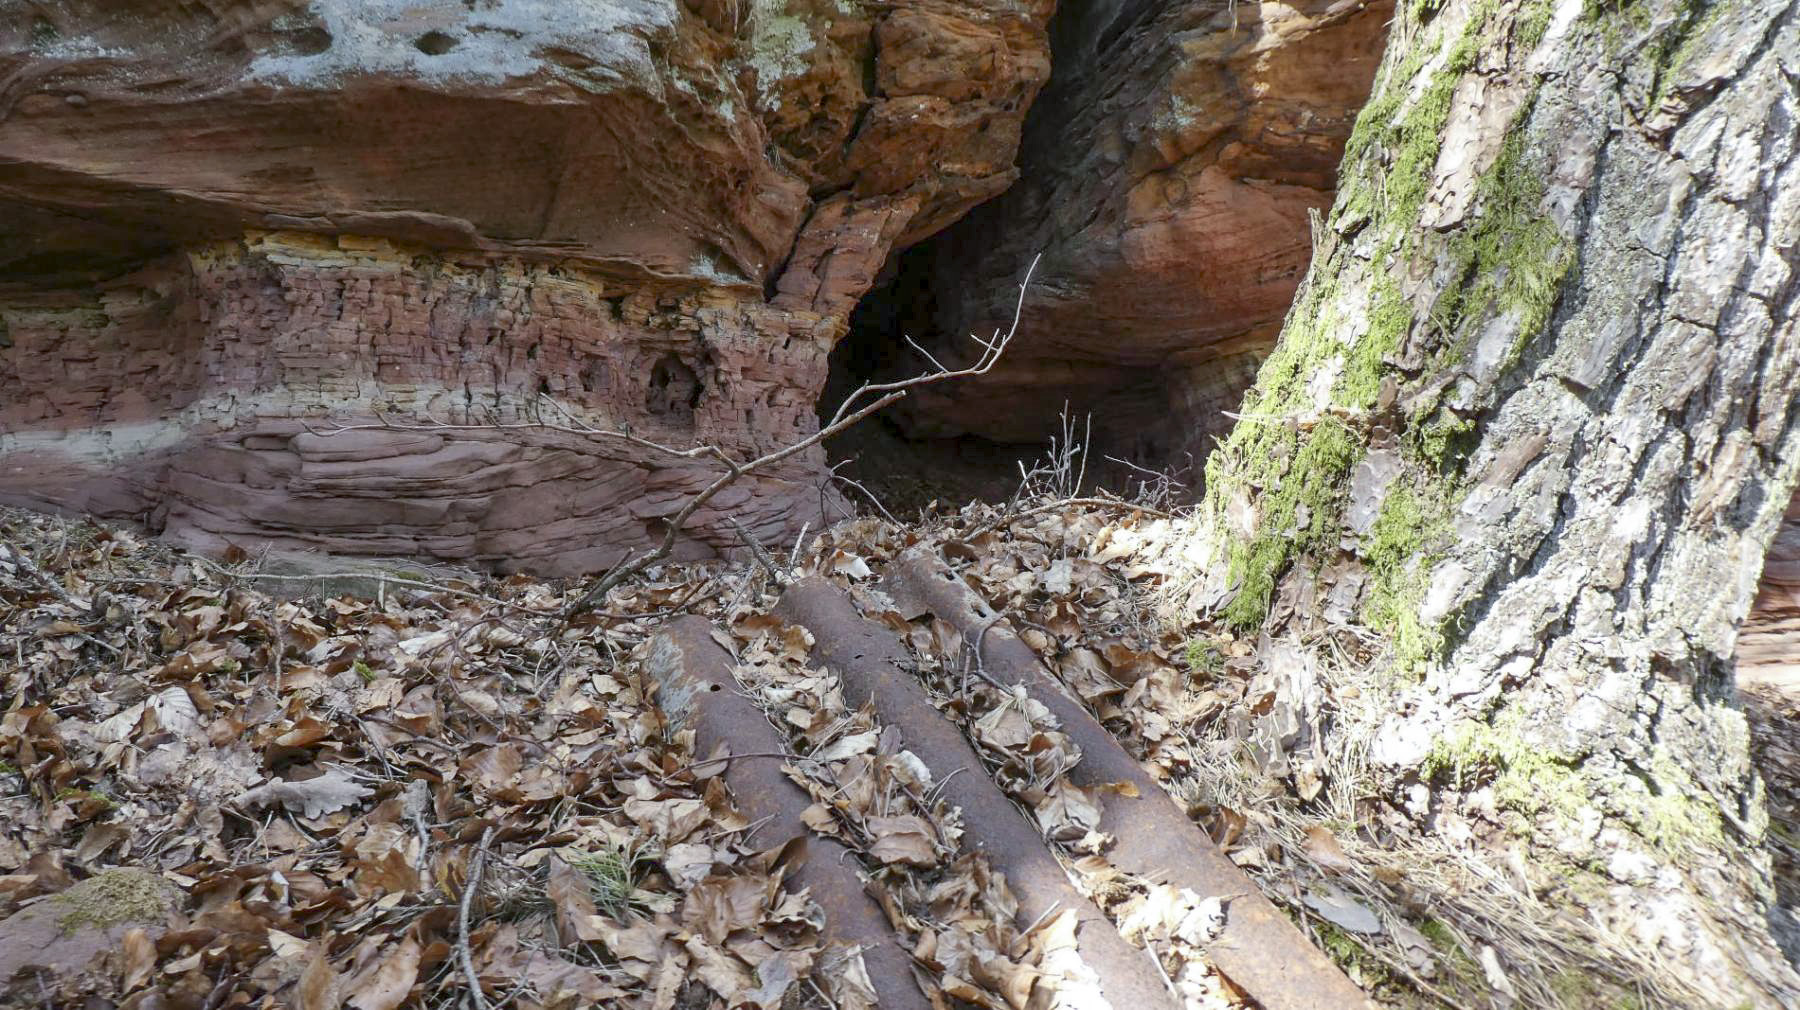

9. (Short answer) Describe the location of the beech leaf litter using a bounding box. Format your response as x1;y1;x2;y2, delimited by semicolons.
0;494;1634;1009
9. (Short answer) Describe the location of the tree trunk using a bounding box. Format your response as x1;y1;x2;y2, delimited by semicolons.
1163;0;1800;1002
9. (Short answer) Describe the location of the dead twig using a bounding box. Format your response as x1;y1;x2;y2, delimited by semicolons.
788;522;810;571
729;518;788;587
458;825;497;1010
191;558;539;611
1;539;80;607
829;462;901;526
559;254;1042;621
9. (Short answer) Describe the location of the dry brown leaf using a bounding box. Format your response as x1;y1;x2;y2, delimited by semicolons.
594;916;670;970
268;928;310;959
344;937;421;1010
1302;825;1356;874
821;945;879;1010
236;767;373;819
684;935;756;1003
746;949;810;1009
546;855;606;943
650;951;685;1010
149;686;200;738
297;946;341;1010
623;796;709;841
682;874;769;944
814;730;878;762
120;927;156;992
867;815;938;868
351;823;420;896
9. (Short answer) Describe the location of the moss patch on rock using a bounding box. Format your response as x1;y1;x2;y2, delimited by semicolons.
1359;481;1456;673
53;868;175;934
1425;707;1726;856
1218;418;1364;629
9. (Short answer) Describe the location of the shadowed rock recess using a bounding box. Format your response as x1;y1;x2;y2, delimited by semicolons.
882;0;1392;468
0;0;1050;573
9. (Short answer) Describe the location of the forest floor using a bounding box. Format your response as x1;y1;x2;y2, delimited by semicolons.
2;494;1796;1009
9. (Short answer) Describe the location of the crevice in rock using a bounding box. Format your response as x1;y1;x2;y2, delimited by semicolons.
821;243;1046;514
821;0;1391;510
817;0;1176;511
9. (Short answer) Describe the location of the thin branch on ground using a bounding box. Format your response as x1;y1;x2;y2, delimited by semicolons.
559;253;1041;620
729;518;788;587
458;825;497;1010
2;538;84;607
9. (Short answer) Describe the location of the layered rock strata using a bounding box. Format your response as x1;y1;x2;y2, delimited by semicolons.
0;0;1050;573
896;0;1390;467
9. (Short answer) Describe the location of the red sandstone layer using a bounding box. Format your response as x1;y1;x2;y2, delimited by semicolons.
0;1;1051;570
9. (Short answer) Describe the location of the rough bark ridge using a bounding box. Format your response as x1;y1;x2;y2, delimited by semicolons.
1167;0;1800;1001
0;0;1050;572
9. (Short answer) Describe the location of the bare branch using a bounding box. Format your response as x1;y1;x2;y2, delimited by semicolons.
729;518;789;587
1;539;82;608
562;254;1042;619
829;462;900;526
458;825;496;1010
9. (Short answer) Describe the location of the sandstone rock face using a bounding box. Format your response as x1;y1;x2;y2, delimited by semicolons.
1743;494;1800;688
894;0;1389;469
0;0;1049;573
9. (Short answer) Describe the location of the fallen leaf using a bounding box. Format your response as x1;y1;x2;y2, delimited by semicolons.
268;928;310;959
1303;824;1357;874
821;945;878;1010
345;937;421;1010
297;946;341;1010
120;927;156;991
867;815;938;868
815;730;878;762
1479;944;1519;998
149;686;200;738
1303;885;1383;935
236;767;374;819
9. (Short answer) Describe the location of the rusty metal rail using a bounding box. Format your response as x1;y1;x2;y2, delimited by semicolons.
776;577;1177;1010
644;617;932;1010
882;547;1373;1010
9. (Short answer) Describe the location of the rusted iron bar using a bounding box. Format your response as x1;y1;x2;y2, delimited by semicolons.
644;617;932;1010
882;547;1374;1010
776;577;1177;1010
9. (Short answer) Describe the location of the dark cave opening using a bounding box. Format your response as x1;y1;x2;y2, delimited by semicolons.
820;243;1050;517
820;240;1197;519
817;1;1217;519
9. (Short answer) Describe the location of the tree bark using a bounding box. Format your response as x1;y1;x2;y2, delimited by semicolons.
1164;0;1800;1002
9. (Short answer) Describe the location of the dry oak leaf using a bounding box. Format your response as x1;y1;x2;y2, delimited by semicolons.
820;945;879;1010
345;937;422;1010
1302;824;1357;874
296;945;341;1010
120;927;156;992
867;815;939;867
236;766;373;819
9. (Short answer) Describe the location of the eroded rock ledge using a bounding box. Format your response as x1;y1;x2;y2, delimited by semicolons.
3;233;848;573
0;0;1050;572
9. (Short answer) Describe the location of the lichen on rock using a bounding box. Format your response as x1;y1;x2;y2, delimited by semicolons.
51;868;176;933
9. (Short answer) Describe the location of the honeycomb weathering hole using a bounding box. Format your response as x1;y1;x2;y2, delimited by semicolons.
647;353;701;421
414;31;458;55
